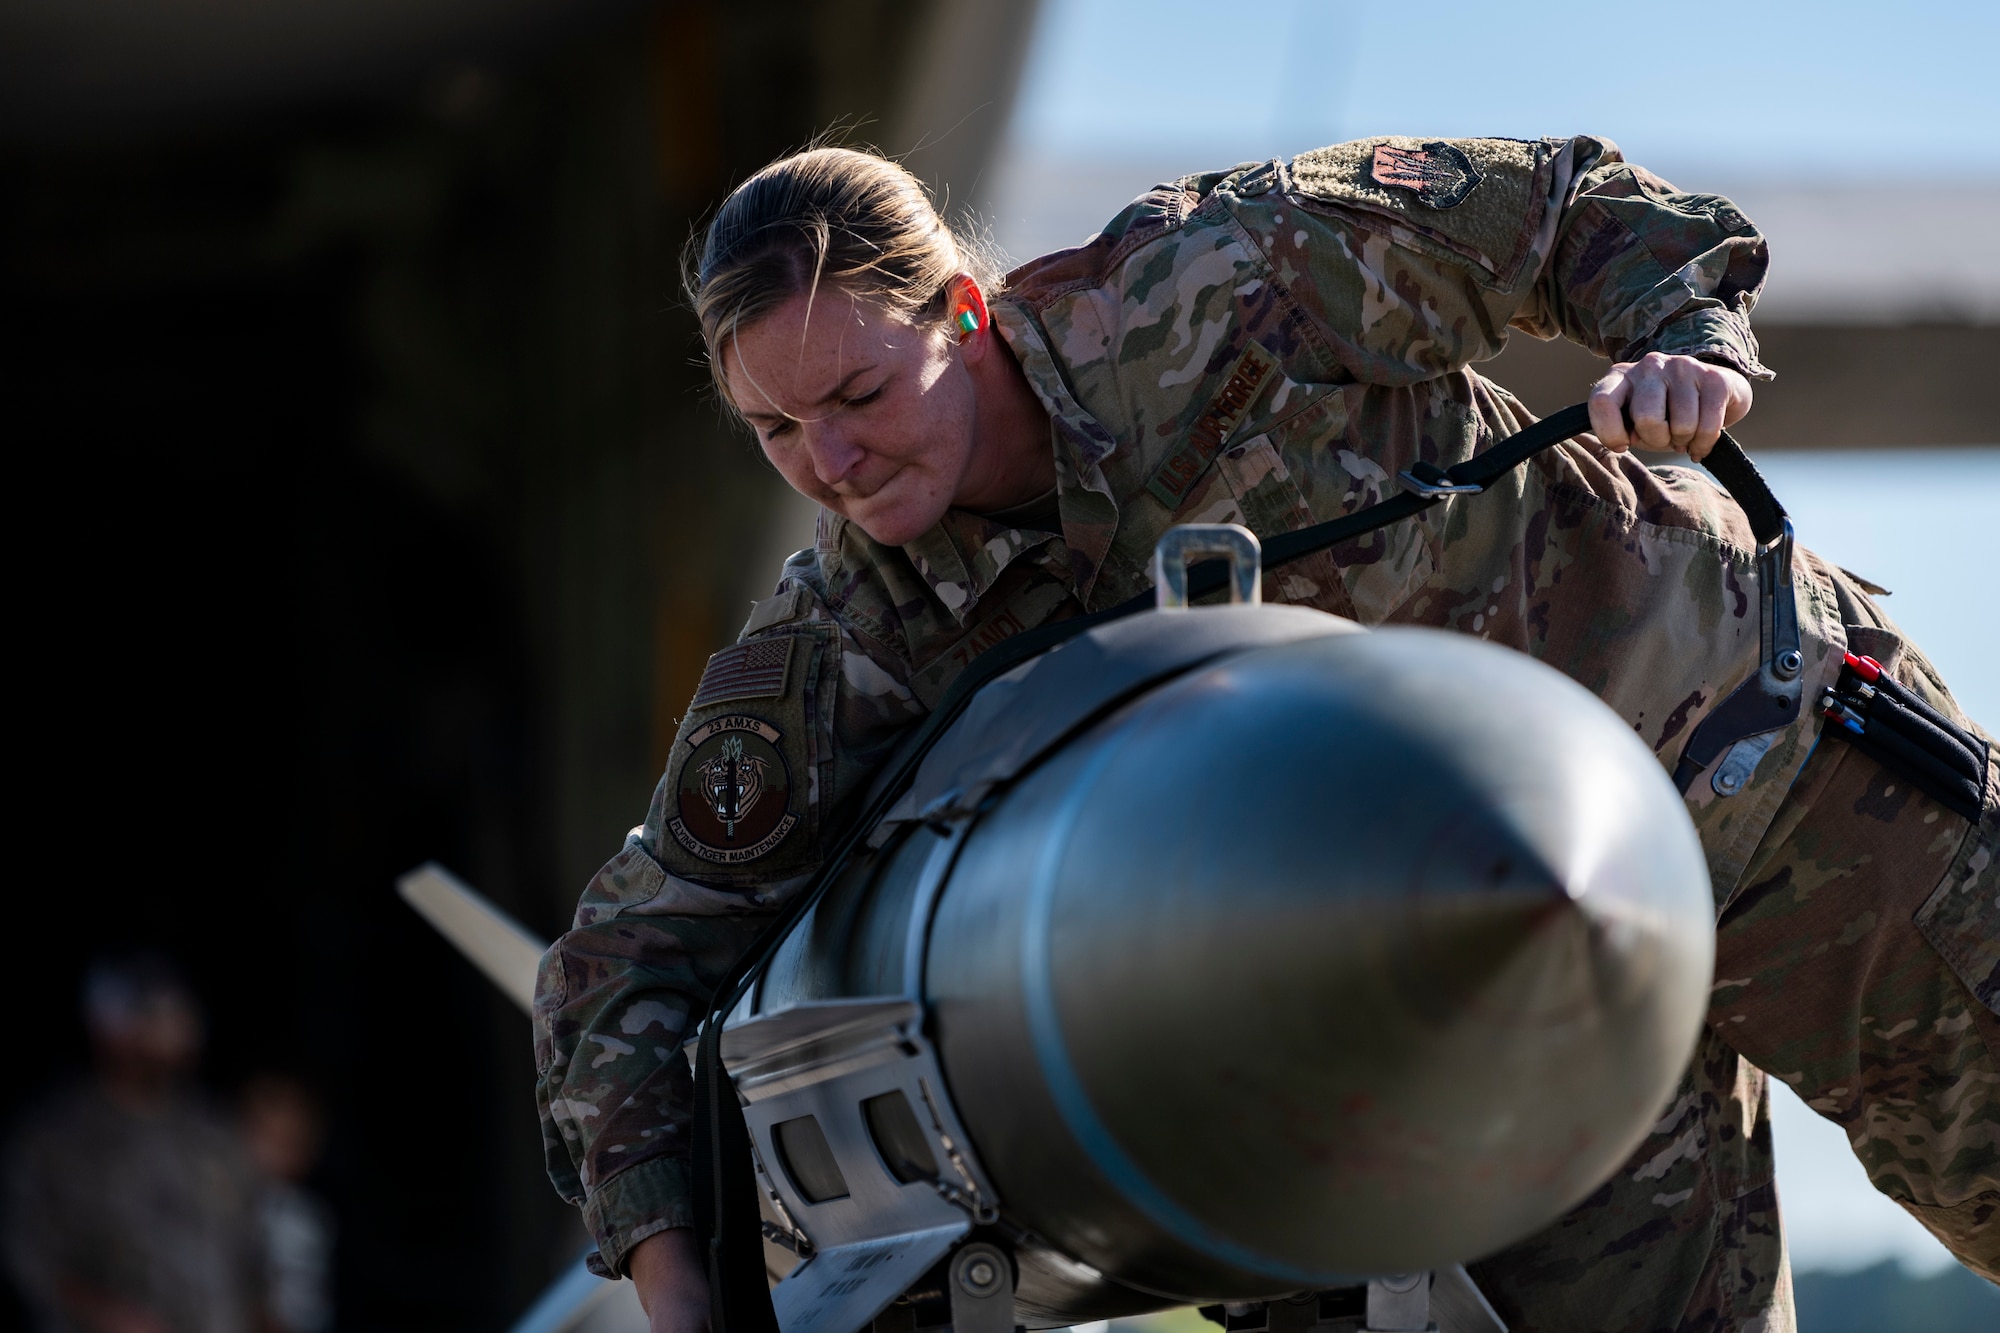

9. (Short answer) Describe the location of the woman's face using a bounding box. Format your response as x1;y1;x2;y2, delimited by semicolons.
723;288;977;547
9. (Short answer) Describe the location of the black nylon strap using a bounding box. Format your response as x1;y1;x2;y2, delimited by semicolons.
692;1016;780;1333
1204;408;1781;604
1264;404;1608;565
1141;403;1607;607
691;403;1784;1331
1698;435;1786;547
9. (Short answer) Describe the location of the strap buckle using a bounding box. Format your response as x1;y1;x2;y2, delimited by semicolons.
1398;460;1483;498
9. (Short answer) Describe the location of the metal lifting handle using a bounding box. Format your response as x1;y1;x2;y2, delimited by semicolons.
1152;524;1262;609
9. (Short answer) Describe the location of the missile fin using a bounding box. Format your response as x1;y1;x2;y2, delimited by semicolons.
397;862;547;1015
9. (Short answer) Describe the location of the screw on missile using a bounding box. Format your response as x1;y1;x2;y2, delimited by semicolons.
947;1242;1014;1333
953;1248;1003;1297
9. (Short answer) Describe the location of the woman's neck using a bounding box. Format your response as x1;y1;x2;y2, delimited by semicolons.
956;326;1057;513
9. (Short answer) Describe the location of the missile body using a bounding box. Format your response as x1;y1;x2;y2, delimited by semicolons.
727;599;1713;1332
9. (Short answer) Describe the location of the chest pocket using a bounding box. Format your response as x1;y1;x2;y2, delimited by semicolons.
1209;389;1437;624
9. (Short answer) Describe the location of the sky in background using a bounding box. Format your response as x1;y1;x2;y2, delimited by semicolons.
1009;0;2000;181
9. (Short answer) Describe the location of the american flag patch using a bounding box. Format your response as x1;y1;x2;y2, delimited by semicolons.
691;637;794;708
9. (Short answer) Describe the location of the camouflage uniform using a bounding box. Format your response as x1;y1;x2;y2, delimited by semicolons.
533;136;2000;1324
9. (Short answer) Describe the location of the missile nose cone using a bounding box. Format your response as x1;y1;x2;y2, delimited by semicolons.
930;626;1713;1293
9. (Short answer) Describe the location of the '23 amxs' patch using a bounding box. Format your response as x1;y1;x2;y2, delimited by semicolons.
668;714;798;864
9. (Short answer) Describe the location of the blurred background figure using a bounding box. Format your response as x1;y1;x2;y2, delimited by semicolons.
239;1077;333;1333
2;956;265;1333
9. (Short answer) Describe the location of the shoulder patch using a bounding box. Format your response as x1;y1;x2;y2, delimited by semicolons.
668;715;797;864
1368;141;1482;209
1146;341;1280;508
1287;136;1552;282
691;636;796;709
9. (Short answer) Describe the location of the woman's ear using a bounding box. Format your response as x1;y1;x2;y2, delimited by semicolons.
947;274;990;344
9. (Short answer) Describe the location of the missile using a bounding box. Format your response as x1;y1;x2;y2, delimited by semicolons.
406;527;1715;1333
720;528;1715;1333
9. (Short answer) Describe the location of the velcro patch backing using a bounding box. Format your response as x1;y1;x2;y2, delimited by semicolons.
741;586;809;637
1146;341;1279;508
690;636;795;708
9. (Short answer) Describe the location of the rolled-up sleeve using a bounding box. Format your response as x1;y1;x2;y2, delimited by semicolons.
1229;134;1771;385
1522;150;1772;379
533;877;771;1275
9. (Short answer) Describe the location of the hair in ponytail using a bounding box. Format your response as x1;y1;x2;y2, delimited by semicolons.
685;145;1005;402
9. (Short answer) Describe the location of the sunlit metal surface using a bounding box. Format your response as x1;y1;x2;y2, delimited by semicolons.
929;626;1713;1294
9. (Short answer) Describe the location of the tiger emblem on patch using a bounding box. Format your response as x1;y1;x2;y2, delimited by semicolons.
669;715;797;863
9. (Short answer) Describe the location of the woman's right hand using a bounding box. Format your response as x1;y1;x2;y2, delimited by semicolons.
628;1228;711;1333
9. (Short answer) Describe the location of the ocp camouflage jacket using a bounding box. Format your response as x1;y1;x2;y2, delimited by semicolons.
533;136;2000;1324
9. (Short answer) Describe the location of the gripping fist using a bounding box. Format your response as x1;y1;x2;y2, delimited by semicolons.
1588;353;1753;463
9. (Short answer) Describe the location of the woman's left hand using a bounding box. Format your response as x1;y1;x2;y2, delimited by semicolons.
1588;352;1753;463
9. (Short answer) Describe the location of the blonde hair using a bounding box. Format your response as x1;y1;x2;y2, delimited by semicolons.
684;146;1005;400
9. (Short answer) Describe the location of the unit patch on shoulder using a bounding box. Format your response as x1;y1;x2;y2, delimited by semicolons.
1147;341;1280;509
691;636;795;709
668;715;797;864
1369;141;1483;210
